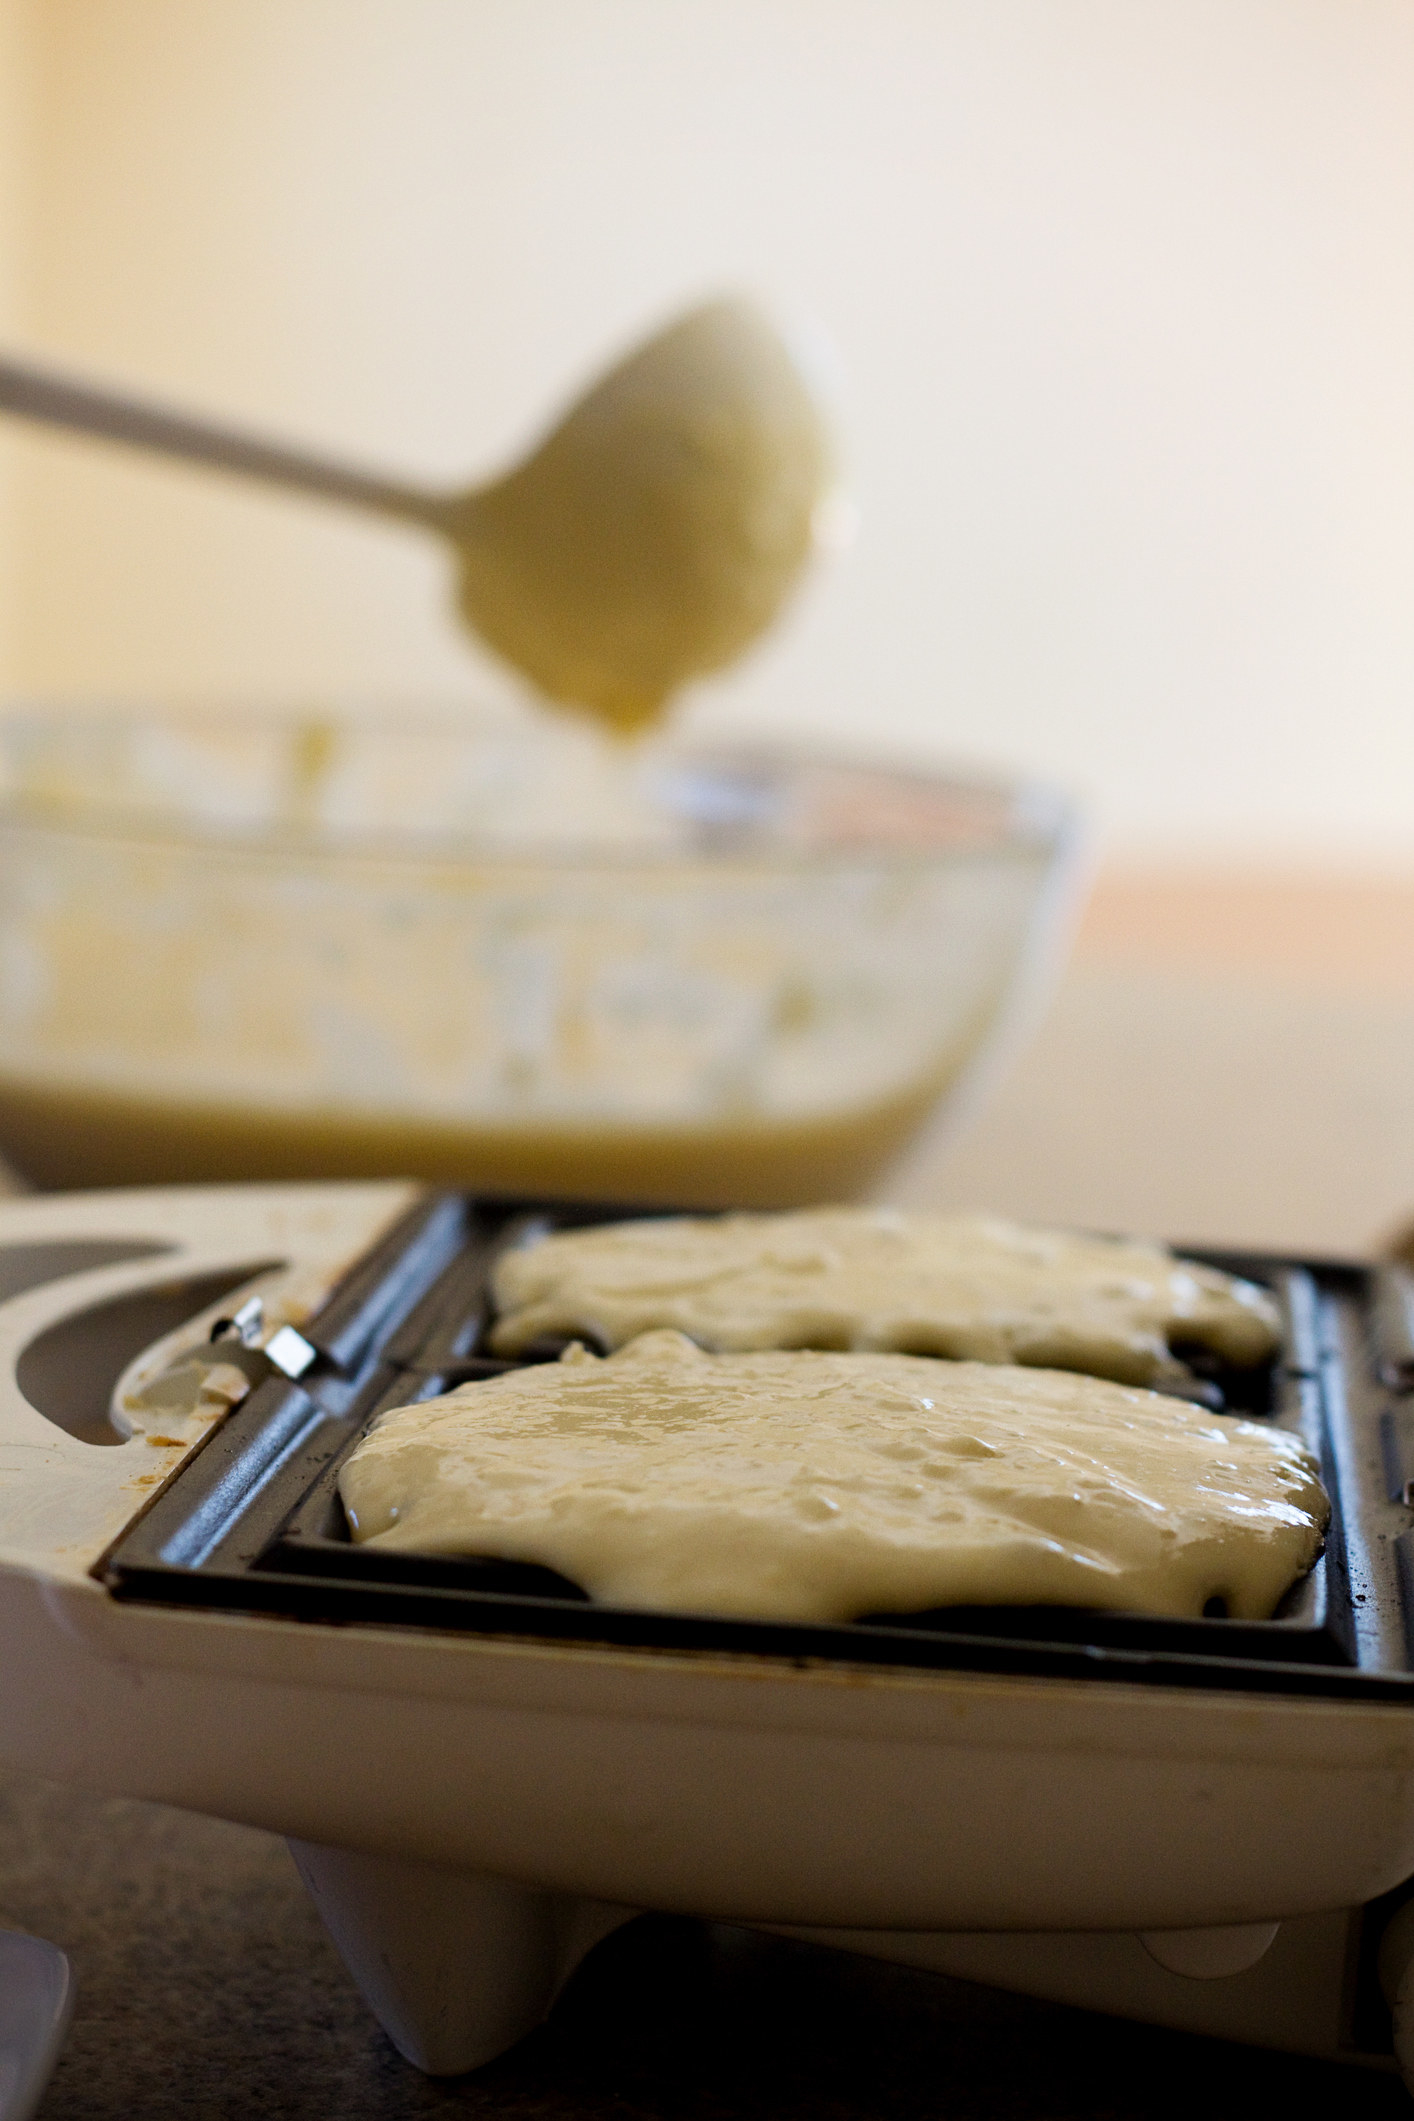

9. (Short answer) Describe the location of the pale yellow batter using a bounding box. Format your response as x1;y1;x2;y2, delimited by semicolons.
339;1330;1326;1623
489;1208;1281;1386
453;301;834;735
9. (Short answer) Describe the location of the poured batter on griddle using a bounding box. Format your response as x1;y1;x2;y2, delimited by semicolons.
340;1331;1325;1625
489;1208;1280;1386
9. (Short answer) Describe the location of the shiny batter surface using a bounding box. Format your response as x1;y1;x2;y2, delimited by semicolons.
490;1208;1281;1386
340;1330;1326;1624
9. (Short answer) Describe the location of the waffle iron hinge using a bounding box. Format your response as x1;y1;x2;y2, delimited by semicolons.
1373;1267;1414;1395
0;1180;427;1587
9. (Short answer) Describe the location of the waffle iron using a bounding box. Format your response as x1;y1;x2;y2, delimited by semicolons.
5;1179;1414;2086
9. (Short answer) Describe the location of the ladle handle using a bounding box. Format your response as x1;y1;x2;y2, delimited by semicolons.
0;349;449;531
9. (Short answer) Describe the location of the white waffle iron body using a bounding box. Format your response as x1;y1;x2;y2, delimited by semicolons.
0;1182;1412;2082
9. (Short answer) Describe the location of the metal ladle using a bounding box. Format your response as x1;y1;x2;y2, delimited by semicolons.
0;300;834;734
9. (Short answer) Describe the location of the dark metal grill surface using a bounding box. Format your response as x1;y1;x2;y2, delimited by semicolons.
101;1192;1414;1701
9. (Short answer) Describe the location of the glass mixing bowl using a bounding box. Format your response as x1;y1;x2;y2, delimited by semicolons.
0;708;1078;1204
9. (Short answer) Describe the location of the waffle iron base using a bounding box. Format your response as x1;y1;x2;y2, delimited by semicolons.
2;1182;1414;2084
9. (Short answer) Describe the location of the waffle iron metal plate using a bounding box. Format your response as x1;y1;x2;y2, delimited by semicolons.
101;1192;1414;1703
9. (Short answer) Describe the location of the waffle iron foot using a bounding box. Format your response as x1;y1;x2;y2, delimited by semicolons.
286;1840;635;2075
1378;1898;1414;2095
779;1907;1404;2079
284;1845;1414;2088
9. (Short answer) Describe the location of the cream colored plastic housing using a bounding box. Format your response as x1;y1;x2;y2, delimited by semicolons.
0;1184;1410;2082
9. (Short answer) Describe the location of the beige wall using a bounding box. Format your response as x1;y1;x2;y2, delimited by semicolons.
0;0;34;677
2;1;1412;858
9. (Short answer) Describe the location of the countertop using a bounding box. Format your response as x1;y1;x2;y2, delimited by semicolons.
8;865;1414;2120
895;867;1414;1260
